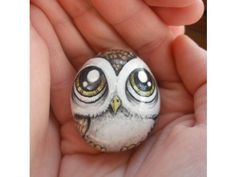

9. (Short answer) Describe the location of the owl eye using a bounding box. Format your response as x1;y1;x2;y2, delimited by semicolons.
73;66;107;103
126;69;157;103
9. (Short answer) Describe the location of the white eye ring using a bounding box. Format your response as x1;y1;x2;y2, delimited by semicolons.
126;68;157;103
126;80;157;103
73;66;108;103
72;84;108;103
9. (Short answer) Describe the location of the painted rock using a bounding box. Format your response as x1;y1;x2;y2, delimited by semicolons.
71;49;160;152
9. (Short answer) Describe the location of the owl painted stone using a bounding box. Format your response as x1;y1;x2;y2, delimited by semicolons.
71;49;160;152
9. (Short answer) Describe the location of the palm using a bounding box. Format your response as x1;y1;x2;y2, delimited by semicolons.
30;0;206;177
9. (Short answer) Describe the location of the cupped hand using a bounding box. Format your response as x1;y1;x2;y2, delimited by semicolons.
30;0;206;177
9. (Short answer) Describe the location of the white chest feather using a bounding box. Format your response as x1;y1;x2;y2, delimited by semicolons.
85;111;155;152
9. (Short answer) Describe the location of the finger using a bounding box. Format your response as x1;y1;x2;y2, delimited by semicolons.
172;35;206;124
31;0;94;69
144;0;199;7
154;0;204;25
31;5;76;124
194;83;206;124
91;0;179;82
172;35;206;95
30;25;50;161
59;0;130;52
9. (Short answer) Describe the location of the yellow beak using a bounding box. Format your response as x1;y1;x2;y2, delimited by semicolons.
111;96;121;114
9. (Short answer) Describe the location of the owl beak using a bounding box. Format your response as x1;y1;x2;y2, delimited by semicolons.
111;96;121;114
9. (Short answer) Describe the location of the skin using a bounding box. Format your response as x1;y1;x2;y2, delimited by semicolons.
30;0;206;177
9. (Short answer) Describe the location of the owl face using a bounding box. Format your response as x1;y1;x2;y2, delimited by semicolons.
71;50;160;152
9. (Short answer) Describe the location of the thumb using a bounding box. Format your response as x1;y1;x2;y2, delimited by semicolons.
172;35;206;95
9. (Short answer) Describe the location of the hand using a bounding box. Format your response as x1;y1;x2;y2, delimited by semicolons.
145;0;205;25
30;0;206;177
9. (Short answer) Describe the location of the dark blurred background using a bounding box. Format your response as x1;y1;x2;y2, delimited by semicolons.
186;0;206;49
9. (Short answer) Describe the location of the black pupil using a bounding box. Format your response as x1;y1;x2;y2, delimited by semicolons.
133;69;153;91
79;67;102;91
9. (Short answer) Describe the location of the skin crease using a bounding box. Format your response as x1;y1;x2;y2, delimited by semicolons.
30;0;206;177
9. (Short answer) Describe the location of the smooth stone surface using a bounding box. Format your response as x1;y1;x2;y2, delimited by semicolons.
71;49;160;152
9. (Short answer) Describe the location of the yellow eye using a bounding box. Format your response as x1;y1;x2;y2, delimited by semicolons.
128;69;155;97
75;66;107;97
